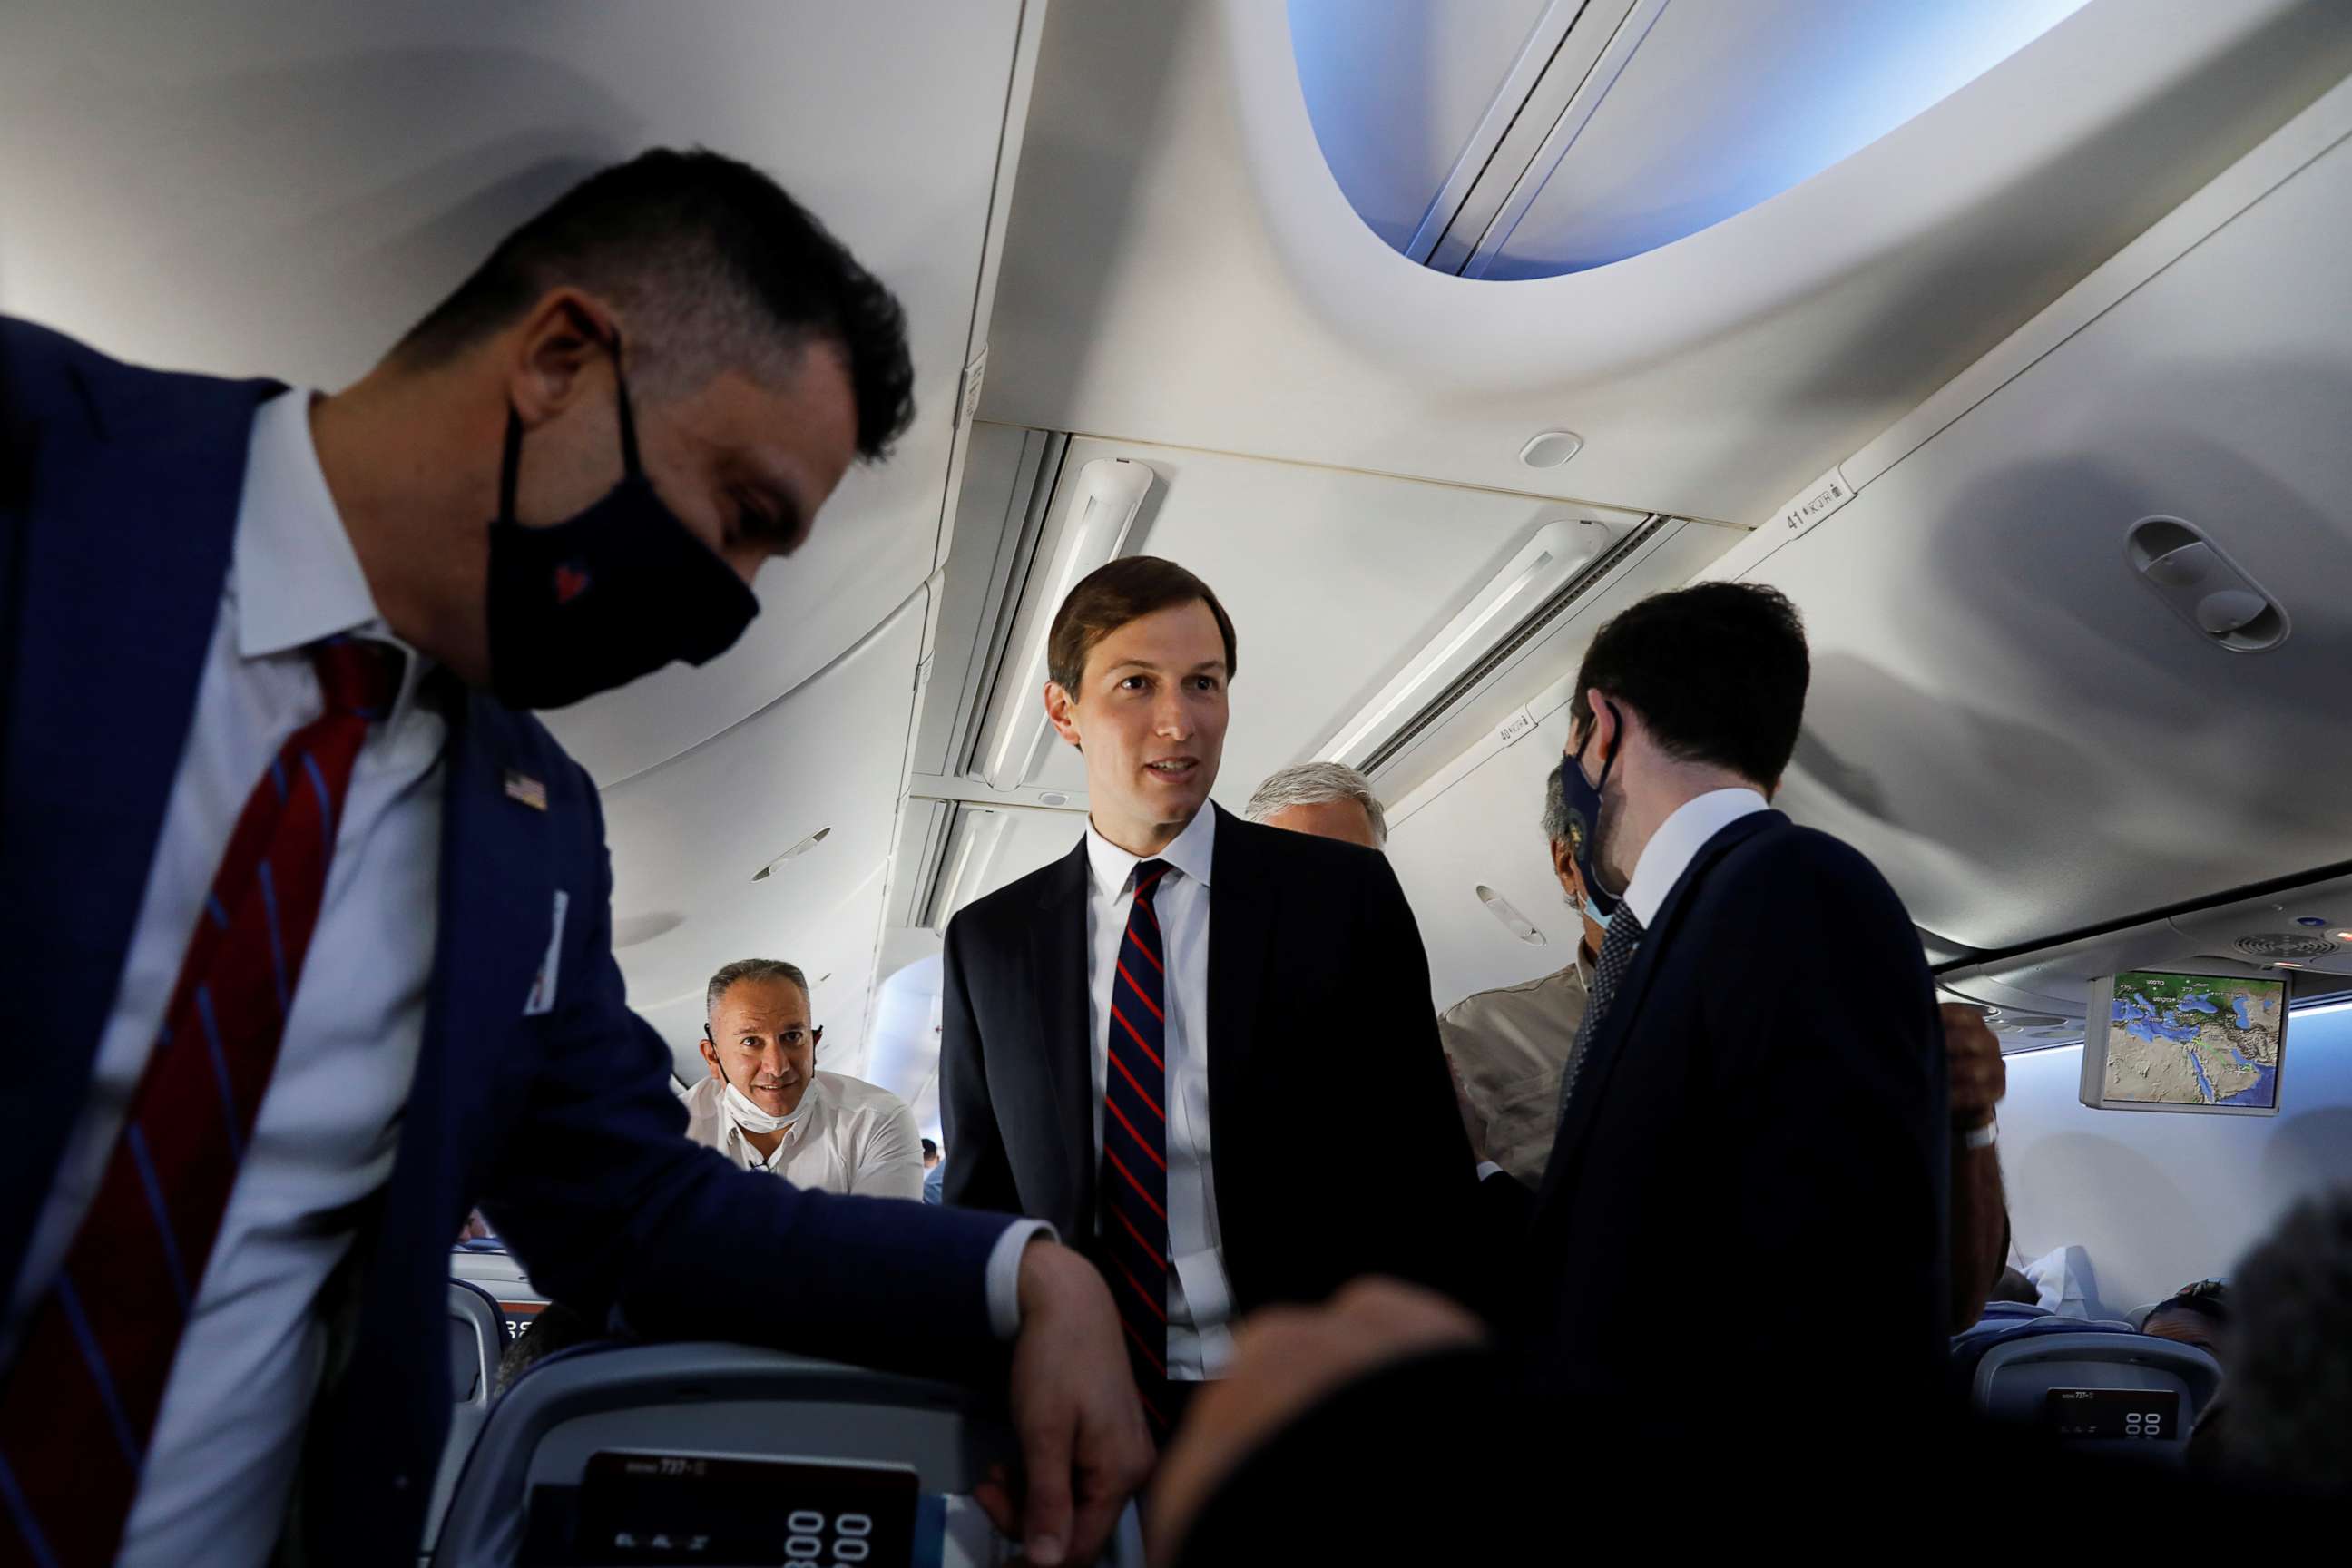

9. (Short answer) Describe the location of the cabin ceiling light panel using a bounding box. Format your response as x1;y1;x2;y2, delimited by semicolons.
976;457;1156;791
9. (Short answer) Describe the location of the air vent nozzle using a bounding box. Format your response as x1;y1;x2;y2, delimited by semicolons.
2235;932;2340;961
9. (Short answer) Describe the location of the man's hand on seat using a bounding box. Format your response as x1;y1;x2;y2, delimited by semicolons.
975;1238;1152;1565
1147;1278;1485;1567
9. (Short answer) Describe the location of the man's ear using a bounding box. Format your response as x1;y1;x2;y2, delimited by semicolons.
699;1033;724;1080
1583;689;1621;760
506;286;620;429
1044;679;1083;749
1550;838;1583;898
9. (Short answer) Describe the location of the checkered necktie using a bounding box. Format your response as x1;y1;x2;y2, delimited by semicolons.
1100;859;1172;1438
0;638;403;1568
1558;906;1645;1127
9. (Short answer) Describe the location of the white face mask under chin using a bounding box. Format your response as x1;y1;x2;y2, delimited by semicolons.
723;1078;810;1136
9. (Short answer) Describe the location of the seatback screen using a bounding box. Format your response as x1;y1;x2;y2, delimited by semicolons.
573;1450;918;1566
2042;1387;2179;1442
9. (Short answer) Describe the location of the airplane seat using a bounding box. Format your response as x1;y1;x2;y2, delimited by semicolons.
430;1342;1145;1567
1963;1300;2053;1329
428;1281;514;1561
1951;1317;2221;1463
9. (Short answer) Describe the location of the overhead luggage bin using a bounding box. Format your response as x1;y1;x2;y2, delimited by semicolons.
430;1343;1142;1568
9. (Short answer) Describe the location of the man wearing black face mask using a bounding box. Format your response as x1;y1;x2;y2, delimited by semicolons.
0;150;1146;1568
1144;583;1951;1565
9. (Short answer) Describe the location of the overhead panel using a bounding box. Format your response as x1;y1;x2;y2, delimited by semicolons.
1745;94;2352;953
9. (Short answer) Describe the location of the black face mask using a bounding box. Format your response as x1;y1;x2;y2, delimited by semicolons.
485;343;760;710
1554;699;1628;927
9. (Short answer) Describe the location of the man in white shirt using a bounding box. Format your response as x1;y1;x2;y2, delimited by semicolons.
0;148;1142;1568
682;959;926;1200
940;556;1480;1440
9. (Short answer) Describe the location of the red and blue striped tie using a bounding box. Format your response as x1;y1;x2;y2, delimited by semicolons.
0;637;403;1568
1102;858;1171;1437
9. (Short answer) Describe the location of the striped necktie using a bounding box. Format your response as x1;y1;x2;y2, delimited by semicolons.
1558;906;1645;1127
0;637;403;1568
1101;858;1171;1438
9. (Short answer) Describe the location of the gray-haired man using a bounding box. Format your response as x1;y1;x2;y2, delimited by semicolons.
682;958;926;1200
1437;767;1604;1186
1244;760;1387;849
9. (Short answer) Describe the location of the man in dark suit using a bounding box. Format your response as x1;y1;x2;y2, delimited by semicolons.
941;556;1478;1436
0;150;1144;1568
1147;583;1950;1561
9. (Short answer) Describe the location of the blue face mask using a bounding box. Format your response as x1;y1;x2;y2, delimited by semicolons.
1554;700;1628;928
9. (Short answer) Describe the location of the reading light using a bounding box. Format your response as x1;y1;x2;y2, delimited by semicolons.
976;458;1156;791
1318;518;1616;774
751;827;831;881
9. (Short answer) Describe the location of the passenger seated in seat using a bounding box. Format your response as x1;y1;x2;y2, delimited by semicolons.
922;1138;946;1204
1244;760;1387;848
2142;1279;2230;1362
2215;1189;2352;1492
684;959;926;1198
1988;1267;2041;1307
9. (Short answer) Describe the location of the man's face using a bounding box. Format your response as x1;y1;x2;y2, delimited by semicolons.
525;342;858;589
701;976;819;1118
1047;599;1230;850
1260;798;1380;849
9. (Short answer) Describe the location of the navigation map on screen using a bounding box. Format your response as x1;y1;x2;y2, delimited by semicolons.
2102;971;2284;1109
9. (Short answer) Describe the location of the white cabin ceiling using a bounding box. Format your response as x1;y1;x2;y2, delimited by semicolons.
982;0;2352;529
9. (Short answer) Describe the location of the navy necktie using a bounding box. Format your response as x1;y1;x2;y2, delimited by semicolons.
1101;859;1171;1436
1559;906;1645;1127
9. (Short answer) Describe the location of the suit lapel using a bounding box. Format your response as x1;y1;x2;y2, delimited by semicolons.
1203;807;1269;1211
1028;839;1095;1232
0;356;277;1299
407;687;560;1178
1543;810;1785;1202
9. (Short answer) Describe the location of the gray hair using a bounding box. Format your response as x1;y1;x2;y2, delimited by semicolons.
1542;762;1572;845
704;958;809;1024
1244;762;1388;848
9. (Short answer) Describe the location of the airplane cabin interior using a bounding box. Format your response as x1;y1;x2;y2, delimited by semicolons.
5;0;2350;1562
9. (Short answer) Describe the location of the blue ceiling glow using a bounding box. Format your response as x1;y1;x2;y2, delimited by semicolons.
1289;0;2092;279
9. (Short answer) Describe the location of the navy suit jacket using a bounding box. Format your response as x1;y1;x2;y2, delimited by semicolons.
0;319;1013;1563
1485;808;1951;1418
940;807;1484;1317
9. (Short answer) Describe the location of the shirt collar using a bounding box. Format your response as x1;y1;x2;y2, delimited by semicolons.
1621;788;1769;928
1085;804;1217;899
230;390;431;710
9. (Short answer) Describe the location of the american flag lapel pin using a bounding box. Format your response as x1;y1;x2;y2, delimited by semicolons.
503;769;549;811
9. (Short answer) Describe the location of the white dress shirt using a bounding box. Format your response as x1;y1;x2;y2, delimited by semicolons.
1083;807;1235;1378
678;1072;927;1200
0;390;446;1567
3;392;1042;1562
1620;788;1772;929
1474;789;1769;1187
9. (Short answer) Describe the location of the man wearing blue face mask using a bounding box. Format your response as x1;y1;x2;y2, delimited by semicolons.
0;150;1146;1568
1436;769;1610;1187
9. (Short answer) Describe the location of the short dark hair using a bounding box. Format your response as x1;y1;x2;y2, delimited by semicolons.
2147;1279;2230;1328
1988;1267;2041;1307
920;1138;939;1159
394;147;915;459
1046;556;1238;695
1568;583;1808;789
2224;1192;2352;1490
